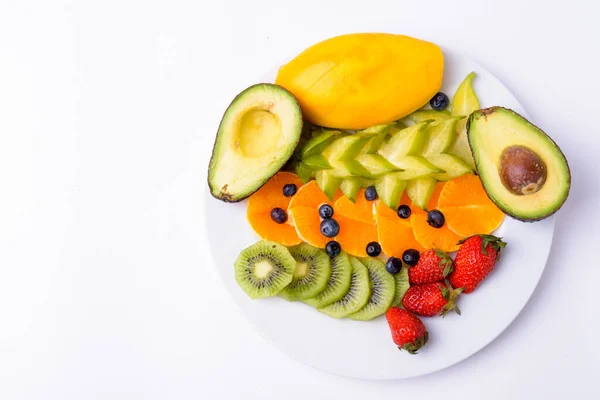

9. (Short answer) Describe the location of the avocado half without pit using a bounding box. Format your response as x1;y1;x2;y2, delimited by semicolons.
467;106;570;221
208;83;303;202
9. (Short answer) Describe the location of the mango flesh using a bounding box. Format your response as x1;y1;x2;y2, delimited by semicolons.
275;33;444;130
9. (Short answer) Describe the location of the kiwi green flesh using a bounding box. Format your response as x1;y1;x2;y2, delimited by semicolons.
304;252;353;309
391;266;410;307
278;243;332;301
348;258;396;321
319;258;371;318
234;240;296;299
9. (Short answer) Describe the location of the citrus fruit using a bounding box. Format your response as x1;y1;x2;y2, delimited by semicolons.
410;182;463;252
288;180;342;248
375;192;426;258
334;189;376;224
333;189;378;257
437;174;505;237
246;172;303;246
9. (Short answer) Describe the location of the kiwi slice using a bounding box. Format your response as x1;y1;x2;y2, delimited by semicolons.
348;258;396;321
234;240;296;299
391;265;410;307
318;257;371;318
278;243;332;301
304;251;353;309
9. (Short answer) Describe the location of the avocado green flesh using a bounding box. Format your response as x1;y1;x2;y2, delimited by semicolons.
468;107;570;221
208;83;303;201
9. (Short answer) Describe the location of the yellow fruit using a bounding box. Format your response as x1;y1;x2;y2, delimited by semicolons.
275;33;444;130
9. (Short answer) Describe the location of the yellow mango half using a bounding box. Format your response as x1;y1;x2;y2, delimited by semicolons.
275;33;444;130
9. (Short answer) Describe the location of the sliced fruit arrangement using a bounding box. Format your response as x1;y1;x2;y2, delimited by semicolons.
234;240;416;322
210;32;573;356
284;72;482;211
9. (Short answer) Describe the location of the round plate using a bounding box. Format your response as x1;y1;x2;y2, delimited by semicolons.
205;47;555;380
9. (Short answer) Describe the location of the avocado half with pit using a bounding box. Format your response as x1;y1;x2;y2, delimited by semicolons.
208;83;303;202
467;106;570;221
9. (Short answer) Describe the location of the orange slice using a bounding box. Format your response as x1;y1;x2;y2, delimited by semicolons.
334;189;375;224
375;192;426;258
334;189;378;257
411;182;463;252
335;215;378;257
246;172;303;246
288;180;342;248
437;174;505;237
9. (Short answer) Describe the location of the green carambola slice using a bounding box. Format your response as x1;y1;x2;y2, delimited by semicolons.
319;257;371;318
278;243;332;301
450;71;480;169
348;258;396;321
304;252;353;309
391;266;410;307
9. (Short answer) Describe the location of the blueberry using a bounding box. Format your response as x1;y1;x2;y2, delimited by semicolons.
366;241;382;257
364;186;378;201
402;249;420;267
427;210;445;228
325;241;341;258
397;204;411;219
270;207;287;224
320;218;340;237
430;92;449;111
385;257;402;275
282;184;297;197
318;204;334;219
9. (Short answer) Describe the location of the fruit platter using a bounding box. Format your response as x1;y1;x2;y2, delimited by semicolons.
205;33;570;379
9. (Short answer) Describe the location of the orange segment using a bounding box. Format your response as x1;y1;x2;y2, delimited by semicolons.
438;174;505;237
288;206;330;248
334;189;375;224
375;194;425;258
246;172;303;246
335;214;378;257
288;180;342;248
288;180;342;209
410;182;463;252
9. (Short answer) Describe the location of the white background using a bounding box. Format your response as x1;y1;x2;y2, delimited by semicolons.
0;0;598;398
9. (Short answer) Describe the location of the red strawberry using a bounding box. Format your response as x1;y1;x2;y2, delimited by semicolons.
449;234;507;293
385;307;428;354
408;249;454;285
402;281;462;317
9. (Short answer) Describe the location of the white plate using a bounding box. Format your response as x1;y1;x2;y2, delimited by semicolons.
205;47;555;380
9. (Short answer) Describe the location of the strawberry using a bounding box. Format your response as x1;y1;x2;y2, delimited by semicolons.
402;281;462;317
408;249;454;285
449;234;507;293
385;307;428;354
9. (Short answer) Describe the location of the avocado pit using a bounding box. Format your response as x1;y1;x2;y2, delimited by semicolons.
499;145;547;196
